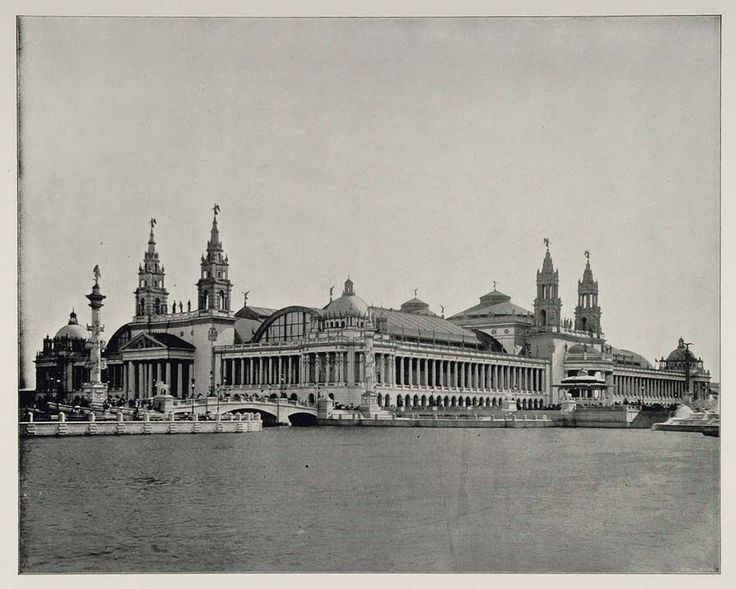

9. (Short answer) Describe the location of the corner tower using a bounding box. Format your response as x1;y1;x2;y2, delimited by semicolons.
197;204;232;312
134;218;168;317
574;251;602;335
533;238;562;329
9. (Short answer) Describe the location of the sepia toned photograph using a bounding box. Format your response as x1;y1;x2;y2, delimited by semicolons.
15;12;720;575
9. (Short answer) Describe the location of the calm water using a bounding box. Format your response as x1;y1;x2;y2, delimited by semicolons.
19;427;719;573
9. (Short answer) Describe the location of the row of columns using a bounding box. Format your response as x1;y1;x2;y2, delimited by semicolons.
393;356;545;393
223;355;301;387
220;351;547;394
123;359;192;399
614;374;685;399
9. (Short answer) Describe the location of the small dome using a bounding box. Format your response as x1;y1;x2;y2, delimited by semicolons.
54;310;88;340
666;337;697;364
325;278;369;318
568;343;588;354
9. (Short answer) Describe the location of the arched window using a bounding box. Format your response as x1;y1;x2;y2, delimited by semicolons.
202;291;209;309
218;290;225;310
154;298;160;314
139;298;145;315
540;309;547;325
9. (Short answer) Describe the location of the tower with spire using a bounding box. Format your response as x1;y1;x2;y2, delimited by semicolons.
533;237;562;330
574;250;602;335
134;218;168;317
197;204;232;312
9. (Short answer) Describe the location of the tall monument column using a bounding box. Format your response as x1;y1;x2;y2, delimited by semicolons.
81;265;108;407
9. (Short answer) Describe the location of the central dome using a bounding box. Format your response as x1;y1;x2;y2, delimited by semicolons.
667;337;696;363
54;310;88;340
325;278;369;318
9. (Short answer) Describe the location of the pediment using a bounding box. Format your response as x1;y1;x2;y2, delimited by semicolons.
120;333;166;351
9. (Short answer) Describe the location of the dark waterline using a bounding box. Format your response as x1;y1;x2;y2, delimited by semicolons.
19;428;719;573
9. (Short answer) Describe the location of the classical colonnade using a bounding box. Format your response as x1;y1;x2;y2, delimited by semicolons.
220;350;546;395
108;360;193;399
612;372;689;400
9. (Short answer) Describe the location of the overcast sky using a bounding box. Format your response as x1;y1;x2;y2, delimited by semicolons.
18;16;720;387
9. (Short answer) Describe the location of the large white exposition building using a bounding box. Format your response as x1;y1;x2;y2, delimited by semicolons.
33;208;714;409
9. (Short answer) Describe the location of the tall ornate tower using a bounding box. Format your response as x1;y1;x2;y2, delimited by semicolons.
134;218;168;317
197;204;232;312
534;238;562;329
574;250;602;335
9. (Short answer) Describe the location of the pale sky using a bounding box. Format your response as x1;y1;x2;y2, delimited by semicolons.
18;16;720;387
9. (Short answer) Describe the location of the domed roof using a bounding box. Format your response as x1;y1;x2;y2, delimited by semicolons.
54;310;88;340
667;337;697;363
400;296;432;315
325;278;369;318
568;343;588;354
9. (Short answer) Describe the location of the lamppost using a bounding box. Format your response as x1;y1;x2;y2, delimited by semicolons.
191;378;196;417
206;370;212;416
55;378;62;410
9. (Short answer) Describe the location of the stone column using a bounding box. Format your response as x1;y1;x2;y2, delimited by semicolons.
172;361;180;397
408;357;413;387
124;362;132;399
165;361;172;390
138;362;148;399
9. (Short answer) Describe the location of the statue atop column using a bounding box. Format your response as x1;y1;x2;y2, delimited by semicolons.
81;266;108;407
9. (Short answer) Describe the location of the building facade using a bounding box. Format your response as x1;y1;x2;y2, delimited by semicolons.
33;212;715;410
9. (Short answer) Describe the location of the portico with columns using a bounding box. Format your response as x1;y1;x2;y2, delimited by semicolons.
118;332;195;399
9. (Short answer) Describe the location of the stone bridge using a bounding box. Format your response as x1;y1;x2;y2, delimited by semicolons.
157;396;318;425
